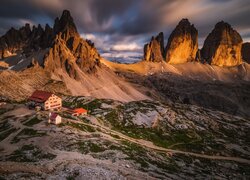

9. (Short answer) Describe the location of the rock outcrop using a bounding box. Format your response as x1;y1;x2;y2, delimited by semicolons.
143;32;165;62
165;19;198;64
201;21;243;66
242;42;250;63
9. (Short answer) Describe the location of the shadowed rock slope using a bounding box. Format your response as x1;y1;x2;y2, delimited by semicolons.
242;42;250;63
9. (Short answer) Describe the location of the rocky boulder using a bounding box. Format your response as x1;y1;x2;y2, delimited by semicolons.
201;21;243;66
242;42;250;63
165;19;198;64
143;32;165;62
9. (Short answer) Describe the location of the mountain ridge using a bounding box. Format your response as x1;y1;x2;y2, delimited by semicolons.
0;10;149;102
144;19;246;67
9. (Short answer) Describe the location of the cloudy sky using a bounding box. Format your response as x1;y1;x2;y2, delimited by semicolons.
1;0;250;63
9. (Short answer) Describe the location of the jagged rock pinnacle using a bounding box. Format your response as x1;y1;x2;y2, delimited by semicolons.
165;18;198;64
201;21;243;66
53;9;78;41
144;32;165;62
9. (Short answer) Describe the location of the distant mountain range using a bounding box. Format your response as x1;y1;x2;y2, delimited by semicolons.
144;19;250;66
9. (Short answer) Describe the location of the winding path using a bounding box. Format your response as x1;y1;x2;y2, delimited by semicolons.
67;118;250;165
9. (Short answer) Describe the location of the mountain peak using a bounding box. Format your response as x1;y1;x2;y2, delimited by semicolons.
61;10;71;19
165;19;198;64
179;18;191;25
201;21;242;66
215;21;231;28
53;9;78;39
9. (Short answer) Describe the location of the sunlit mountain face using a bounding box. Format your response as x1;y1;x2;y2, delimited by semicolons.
0;0;250;63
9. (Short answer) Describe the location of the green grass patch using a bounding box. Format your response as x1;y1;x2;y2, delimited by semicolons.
11;128;46;143
23;117;43;127
0;120;11;132
0;108;8;115
6;144;56;162
77;141;106;154
0;128;17;141
66;122;96;132
79;99;102;114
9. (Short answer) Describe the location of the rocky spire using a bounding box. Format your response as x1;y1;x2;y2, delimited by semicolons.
19;23;32;40
41;24;53;48
143;32;165;62
165;19;198;64
53;10;78;42
241;42;250;64
43;10;101;75
201;21;243;66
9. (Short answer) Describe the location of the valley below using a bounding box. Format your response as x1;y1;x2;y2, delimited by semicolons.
0;96;249;179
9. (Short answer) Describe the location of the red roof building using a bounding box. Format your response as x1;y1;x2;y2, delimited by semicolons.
66;108;88;116
28;90;53;103
28;90;62;111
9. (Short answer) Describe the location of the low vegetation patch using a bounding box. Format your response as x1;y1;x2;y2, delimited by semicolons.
77;141;106;153
0;120;11;132
79;99;102;114
0;108;8;115
66;122;96;132
11;128;46;143
6;144;56;162
0;128;17;141
0;120;17;141
23;116;43;126
110;140;179;172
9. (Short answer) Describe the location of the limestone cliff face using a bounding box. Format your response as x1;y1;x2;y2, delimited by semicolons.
143;32;165;62
165;19;198;64
242;42;250;63
201;21;243;67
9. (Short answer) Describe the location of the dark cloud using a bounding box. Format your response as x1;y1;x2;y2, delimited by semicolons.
0;0;250;62
88;0;134;25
